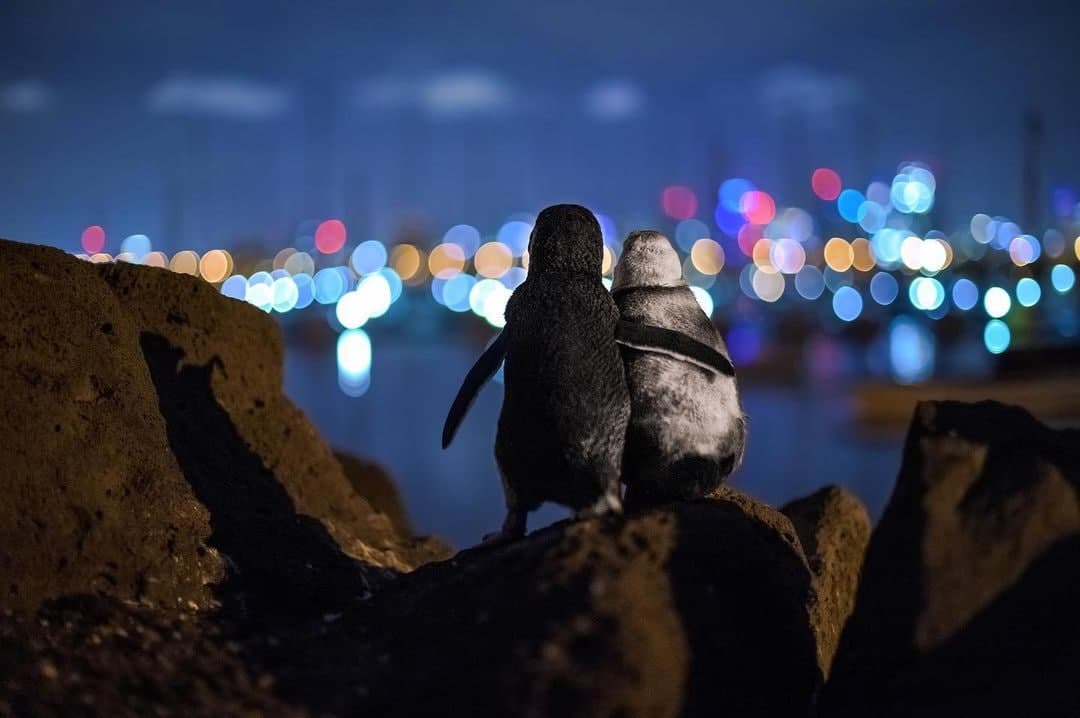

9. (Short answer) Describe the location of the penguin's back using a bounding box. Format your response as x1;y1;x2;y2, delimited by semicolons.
495;274;630;510
616;285;746;501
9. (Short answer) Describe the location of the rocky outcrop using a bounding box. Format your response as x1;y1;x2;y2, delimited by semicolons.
5;239;1080;717
333;450;413;537
359;492;821;718
0;239;447;615
781;486;870;676
823;400;1080;717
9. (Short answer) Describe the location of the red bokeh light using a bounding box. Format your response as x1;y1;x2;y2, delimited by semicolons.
315;219;347;255
81;225;106;254
739;191;776;226
661;185;698;220
811;168;842;201
737;223;764;257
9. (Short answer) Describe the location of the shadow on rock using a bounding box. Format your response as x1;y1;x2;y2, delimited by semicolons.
823;400;1080;717
140;331;376;625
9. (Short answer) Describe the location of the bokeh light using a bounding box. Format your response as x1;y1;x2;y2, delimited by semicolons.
428;242;466;278
752;269;785;302
121;234;152;261
811;168;842;201
851;238;875;272
1016;277;1041;307
199;249;231;283
870;272;899;305
837;189;865;223
497;220;532;257
690;238;724;275
271;276;299;313
832;286;863;321
170;250;200;276
81;226;106;254
391;243;424;282
794;266;824;300
315;219;347;254
662;185;698;220
336;290;370;329
889;316;934;383
824;238;854;272
983;319;1011;354
739;190;776;225
983;286;1011;318
951;278;979;310
351;240;388;274
337;329;372;398
220;275;247;300
1051;264;1076;293
690;286;714;316
909;277;945;311
719;178;755;212
474;241;513;278
675;219;711;253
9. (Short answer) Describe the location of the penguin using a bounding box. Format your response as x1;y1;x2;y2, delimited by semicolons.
442;204;630;542
611;230;747;507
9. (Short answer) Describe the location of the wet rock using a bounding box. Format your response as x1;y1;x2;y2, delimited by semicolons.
333;450;413;537
823;400;1080;717
360;491;821;717
781;485;870;676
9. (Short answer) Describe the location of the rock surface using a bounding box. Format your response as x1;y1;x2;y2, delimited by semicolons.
781;485;870;676
0;238;447;616
359;492;821;718
333;450;413;537
823;400;1080;717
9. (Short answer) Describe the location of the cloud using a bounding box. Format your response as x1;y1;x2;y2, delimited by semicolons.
583;80;645;121
757;66;860;117
353;69;517;117
147;75;290;119
1;80;56;113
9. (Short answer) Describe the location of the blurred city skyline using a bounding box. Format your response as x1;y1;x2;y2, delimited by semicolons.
3;0;1080;252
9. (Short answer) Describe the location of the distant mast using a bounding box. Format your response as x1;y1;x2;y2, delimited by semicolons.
1022;110;1044;233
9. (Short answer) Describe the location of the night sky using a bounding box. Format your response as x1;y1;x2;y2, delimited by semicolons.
2;0;1078;251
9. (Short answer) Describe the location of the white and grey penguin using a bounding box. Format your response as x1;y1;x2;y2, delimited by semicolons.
612;230;747;506
442;204;630;542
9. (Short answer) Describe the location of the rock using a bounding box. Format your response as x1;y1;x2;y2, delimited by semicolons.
0;238;447;616
95;259;448;574
0;239;221;612
0;594;306;717
781;486;870;676
823;400;1080;717
333;450;412;537
358;491;821;717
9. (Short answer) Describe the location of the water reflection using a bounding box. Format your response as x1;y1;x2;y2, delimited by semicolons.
285;338;901;548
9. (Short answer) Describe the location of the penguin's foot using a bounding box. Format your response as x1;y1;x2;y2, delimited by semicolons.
482;508;527;545
575;491;624;520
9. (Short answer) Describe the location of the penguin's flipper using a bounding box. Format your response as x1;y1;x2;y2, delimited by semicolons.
616;319;735;377
441;331;509;449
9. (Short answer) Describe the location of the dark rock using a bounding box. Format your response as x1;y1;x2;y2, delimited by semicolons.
823;400;1080;717
781;486;870;676
0;594;306;717
333;450;413;537
0;238;447;616
359;491;821;717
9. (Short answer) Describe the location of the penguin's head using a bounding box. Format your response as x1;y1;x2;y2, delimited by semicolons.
526;204;603;275
612;231;686;291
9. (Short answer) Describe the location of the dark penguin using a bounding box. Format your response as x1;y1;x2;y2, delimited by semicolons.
443;205;630;541
612;230;746;506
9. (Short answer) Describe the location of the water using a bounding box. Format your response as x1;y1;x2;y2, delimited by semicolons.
284;337;903;548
